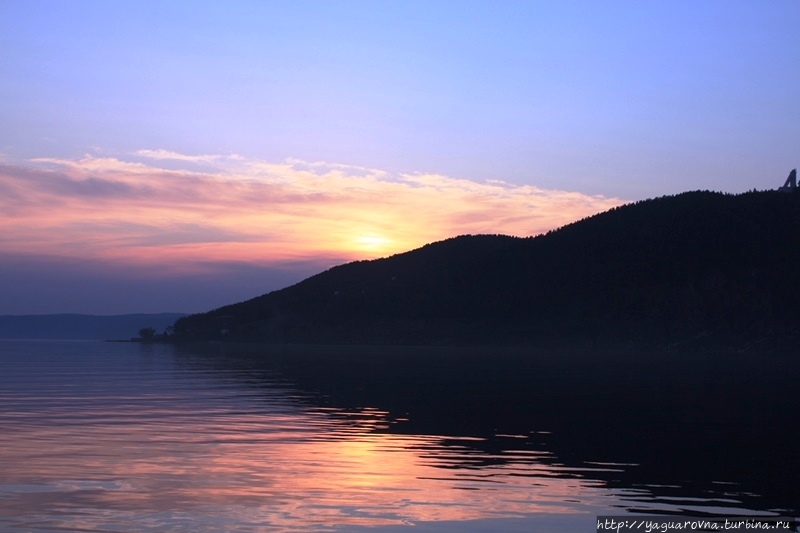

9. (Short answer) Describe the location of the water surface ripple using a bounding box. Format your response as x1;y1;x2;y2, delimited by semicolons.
0;340;796;532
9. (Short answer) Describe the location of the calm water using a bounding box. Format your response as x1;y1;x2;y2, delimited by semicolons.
0;340;797;532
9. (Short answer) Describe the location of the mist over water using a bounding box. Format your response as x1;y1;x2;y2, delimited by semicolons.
0;340;796;532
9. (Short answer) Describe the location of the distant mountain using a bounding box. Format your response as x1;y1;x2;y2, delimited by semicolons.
172;190;800;350
0;313;186;340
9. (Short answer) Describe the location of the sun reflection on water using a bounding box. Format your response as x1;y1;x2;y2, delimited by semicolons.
0;350;614;533
1;340;789;533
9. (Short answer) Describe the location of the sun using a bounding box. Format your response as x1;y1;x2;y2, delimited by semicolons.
354;234;393;253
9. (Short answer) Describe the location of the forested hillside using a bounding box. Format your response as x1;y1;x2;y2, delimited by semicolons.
172;190;800;350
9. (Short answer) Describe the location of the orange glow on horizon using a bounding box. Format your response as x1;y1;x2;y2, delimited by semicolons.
0;154;626;274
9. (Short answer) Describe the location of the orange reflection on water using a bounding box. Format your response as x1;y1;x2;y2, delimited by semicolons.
0;396;611;531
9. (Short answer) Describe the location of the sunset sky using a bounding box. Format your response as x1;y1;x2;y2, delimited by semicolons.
2;1;799;315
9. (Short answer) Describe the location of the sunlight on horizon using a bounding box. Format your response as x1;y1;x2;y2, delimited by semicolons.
0;153;625;273
354;234;395;254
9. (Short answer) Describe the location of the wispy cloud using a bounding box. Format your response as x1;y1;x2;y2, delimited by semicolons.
135;149;232;164
0;153;626;273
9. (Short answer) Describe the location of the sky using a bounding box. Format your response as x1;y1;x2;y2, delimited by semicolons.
1;1;799;315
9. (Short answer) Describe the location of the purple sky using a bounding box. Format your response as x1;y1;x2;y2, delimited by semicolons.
1;1;798;314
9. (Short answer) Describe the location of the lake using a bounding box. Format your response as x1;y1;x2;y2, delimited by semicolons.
0;340;797;532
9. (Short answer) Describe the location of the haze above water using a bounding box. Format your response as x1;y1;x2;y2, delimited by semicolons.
0;340;797;532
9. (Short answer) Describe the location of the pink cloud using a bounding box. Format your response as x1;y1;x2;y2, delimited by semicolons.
0;153;626;272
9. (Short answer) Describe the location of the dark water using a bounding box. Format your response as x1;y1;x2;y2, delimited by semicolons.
0;340;797;532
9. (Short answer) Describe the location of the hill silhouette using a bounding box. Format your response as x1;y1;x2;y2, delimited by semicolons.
172;189;800;350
